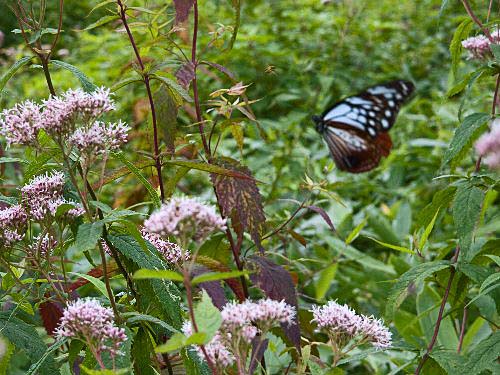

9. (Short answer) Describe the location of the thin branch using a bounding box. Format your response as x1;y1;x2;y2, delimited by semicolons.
461;0;494;41
116;0;165;201
414;247;460;375
457;307;468;353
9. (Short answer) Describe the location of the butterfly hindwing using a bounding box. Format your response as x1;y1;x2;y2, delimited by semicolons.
315;80;414;173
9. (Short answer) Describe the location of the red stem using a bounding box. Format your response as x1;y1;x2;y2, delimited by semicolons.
457;307;468;353
117;0;165;201
414;247;460;374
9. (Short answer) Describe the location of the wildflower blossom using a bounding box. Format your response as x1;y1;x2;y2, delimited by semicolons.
141;229;188;264
0;100;43;146
462;35;492;59
475;119;500;170
21;171;84;221
0;204;28;246
310;300;392;350
28;234;57;257
144;197;226;243
69;120;130;155
55;298;126;359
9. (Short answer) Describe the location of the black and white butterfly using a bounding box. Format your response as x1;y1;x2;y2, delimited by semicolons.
312;80;415;173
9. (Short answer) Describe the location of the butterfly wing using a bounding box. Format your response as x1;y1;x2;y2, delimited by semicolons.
317;80;414;172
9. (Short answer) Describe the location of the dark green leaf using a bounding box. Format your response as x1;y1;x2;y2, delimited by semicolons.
193;290;222;343
0;56;34;93
51;60;98;92
461;332;500;374
450;19;473;78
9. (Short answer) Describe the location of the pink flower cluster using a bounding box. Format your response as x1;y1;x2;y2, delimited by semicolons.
0;87;129;155
55;298;126;358
69;120;129;155
183;298;296;368
28;234;57;257
475;119;500;170
20;171;85;221
141;229;188;264
0;204;28;246
143;197;226;243
310;300;392;349
462;30;500;60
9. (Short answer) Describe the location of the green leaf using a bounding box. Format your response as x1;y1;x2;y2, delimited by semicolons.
194;291;222;343
165;166;190;199
133;269;184;282
344;217;368;245
447;68;485;98
453;182;484;258
50;60;98;92
450;19;473;78
227;0;241;51
431;350;466;374
83;15;121;31
442;113;490;167
369;237;415;254
150;74;193;102
71;221;104;252
417;186;456;228
0;56;34;92
155;84;178;154
386;260;450;319
191;270;250;286
0;313;60;375
461;332;500;374
155;332;206;353
315;263;338;301
264;332;292;374
111;77;143;92
113;152;161;209
0;337;14;375
491;44;500;62
27;339;67;375
69;272;109;298
418;208;440;252
122;312;179;333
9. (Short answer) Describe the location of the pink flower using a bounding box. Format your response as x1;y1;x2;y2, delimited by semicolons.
358;315;392;349
69;120;129;155
21;171;85;221
0;204;28;246
140;229;188;264
475;119;500;170
143;197;226;243
55;299;126;358
0;100;43;146
462;35;491;59
28;234;57;256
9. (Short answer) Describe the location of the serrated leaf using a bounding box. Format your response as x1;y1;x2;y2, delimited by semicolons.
194;291;222;343
26;339;67;375
418;208;440;252
133;269;184;282
112;152;161;209
461;332;500;374
442;113;490;167
150;74;193;102
69;272;109;299
386;260;450;319
71;221;104;252
210;158;265;246
123;312;178;333
50;60;98;92
175;61;195;89
453;182;484;258
450;19;473;78
248;256;300;350
0;56;34;93
417;186;456;228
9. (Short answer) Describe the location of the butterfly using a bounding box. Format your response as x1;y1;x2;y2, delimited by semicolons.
312;80;415;173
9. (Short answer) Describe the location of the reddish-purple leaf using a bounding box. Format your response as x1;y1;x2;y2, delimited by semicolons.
306;205;336;232
39;300;64;335
248;256;301;351
191;266;227;309
175;62;195;89
173;0;195;24
210;158;266;247
200;61;237;80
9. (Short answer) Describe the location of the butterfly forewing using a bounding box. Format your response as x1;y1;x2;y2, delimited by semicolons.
316;80;414;173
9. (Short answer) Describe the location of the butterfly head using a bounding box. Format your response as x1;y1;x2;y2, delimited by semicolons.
312;115;325;133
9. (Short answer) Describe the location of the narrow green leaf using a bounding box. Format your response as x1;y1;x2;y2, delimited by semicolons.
442;113;490;167
369;237;415;254
418;208;440;252
165;166;190;199
133;269;184;282
83;15;121;31
0;56;34;92
111;77;142;92
122;312;179;333
191;270;250;286
113;152;161;209
69;272;109;298
50;60;98;92
315;263;338;301
450;19;473;78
